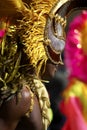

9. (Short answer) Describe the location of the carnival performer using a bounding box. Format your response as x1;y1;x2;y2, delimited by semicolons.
0;0;66;130
61;8;87;130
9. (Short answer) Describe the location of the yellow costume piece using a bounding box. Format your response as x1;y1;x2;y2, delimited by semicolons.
63;79;87;122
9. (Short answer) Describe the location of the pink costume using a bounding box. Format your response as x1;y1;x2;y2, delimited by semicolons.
61;10;87;130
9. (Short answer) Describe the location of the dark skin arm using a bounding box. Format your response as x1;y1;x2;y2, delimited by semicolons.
0;86;42;130
15;97;43;130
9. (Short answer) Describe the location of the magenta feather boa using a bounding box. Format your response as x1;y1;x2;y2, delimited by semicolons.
65;10;87;83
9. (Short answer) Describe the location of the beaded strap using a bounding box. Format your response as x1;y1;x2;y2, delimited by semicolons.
25;89;34;117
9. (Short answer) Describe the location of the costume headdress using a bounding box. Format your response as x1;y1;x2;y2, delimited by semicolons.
18;0;67;77
0;0;87;85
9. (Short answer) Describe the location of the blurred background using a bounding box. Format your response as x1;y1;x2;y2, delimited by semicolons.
45;52;68;130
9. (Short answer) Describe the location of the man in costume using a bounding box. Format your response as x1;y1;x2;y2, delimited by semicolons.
58;0;87;130
0;0;66;130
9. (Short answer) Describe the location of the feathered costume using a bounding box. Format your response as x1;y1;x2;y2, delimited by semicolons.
61;10;87;130
0;0;65;130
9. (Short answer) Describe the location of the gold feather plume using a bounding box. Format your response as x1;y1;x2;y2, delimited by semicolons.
18;0;58;76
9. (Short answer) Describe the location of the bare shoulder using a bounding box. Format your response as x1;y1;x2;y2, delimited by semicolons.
13;85;43;130
0;85;42;130
1;86;32;120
